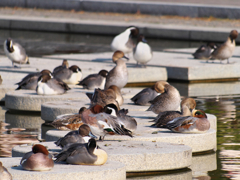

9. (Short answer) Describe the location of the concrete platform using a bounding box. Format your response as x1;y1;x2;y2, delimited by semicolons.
12;141;192;172
0;157;126;180
45;127;216;153
4;88;90;111
41;97;217;131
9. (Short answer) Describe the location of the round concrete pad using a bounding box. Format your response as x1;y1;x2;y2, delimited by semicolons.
0;157;126;180
41;100;217;130
45;126;216;153
12;141;192;172
5;87;90;111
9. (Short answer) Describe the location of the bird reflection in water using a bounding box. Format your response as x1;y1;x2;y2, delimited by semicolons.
0;121;39;157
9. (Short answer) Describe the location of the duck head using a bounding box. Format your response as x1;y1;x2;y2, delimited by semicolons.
154;81;169;93
62;59;69;68
32;144;49;155
127;26;139;37
229;30;238;43
98;70;108;77
137;34;147;43
79;124;97;139
90;104;104;114
192;110;207;118
103;103;119;116
181;98;196;111
6;38;14;53
69;65;81;73
112;51;129;63
37;73;52;83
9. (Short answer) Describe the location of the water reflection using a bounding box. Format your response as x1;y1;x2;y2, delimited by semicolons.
0;121;38;157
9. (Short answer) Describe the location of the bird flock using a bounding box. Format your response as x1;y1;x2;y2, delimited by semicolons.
1;26;220;177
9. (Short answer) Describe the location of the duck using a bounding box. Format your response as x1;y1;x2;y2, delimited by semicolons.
53;65;82;85
55;124;97;148
147;81;181;114
104;104;137;133
15;69;52;90
78;69;108;90
108;85;124;106
54;138;107;165
36;73;70;95
133;35;152;67
192;42;217;60
20;144;54;171
165;110;210;133
86;87;120;110
151;98;196;128
47;108;84;130
131;84;160;106
53;59;69;74
111;26;139;55
4;38;29;67
210;30;238;63
105;51;129;90
80;105;133;140
0;161;12;180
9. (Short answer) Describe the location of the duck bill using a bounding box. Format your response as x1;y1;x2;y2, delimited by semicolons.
89;132;97;139
123;55;129;61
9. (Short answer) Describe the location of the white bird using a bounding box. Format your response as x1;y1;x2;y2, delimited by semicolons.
111;26;139;55
133;35;152;67
4;38;29;67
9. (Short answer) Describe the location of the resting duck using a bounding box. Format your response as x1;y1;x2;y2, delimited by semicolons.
53;65;82;85
86;87;120;110
152;98;196;128
165;110;210;133
55;124;96;148
192;43;217;60
20;144;54;171
210;30;238;63
110;26;139;55
55;138;108;165
78;69;108;90
131;84;160;106
15;69;52;90
80;104;133;140
147;81;181;114
48;108;83;130
36;73;70;95
0;161;12;180
4;38;29;67
105;51;129;90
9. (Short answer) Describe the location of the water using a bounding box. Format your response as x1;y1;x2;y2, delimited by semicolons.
0;29;239;179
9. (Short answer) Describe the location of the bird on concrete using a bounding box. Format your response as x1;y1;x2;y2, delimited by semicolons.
210;30;238;64
165;110;210;133
15;69;52;90
36;73;70;95
151;97;196;128
111;26;139;55
78;69;108;90
53;65;82;85
4;38;29;67
133;34;152;67
147;81;181;114
105;51;129;90
55;124;97;148
192;42;217;60
54;138;108;165
131;84;160;106
20;144;54;171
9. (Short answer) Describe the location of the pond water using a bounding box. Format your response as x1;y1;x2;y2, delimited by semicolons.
0;29;239;179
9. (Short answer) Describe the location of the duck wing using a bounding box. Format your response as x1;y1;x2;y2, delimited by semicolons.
90;113;132;137
165;116;196;130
